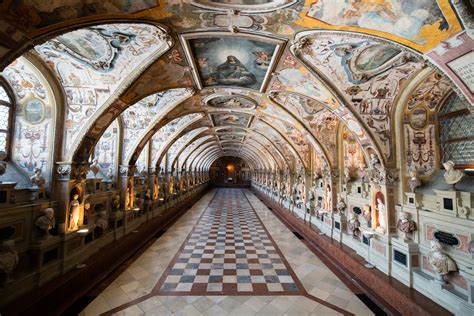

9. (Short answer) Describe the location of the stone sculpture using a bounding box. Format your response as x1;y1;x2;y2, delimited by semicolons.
35;208;55;238
347;213;361;239
0;151;7;181
0;239;19;283
376;197;386;233
363;204;371;227
112;195;120;212
323;183;332;212
68;194;80;231
428;240;457;284
96;211;108;230
30;168;45;188
443;161;464;186
397;211;417;241
344;167;351;184
408;168;421;192
90;159;101;177
336;194;346;213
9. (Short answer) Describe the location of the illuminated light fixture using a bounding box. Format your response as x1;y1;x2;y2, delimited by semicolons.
77;228;89;234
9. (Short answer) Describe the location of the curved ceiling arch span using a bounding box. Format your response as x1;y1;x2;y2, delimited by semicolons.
204;92;332;168
152;118;211;170
221;145;271;169
0;18;174;71
245;130;290;167
218;150;262;170
202;149;260;171
255;118;305;168
194;147;222;171
181;137;219;171
215;126;290;169
287;30;438;165
268;49;385;166
196;145;266;172
171;132;215;171
31;22;174;159
163;126;210;172
220;141;277;170
190;0;298;13
69;47;195;163
220;139;282;170
120;88;195;164
189;142;221;171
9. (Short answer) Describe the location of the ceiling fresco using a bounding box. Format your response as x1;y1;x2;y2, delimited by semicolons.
121;88;191;162
298;0;462;51
181;33;285;92
34;23;170;154
211;112;253;127
93;119;119;175
150;113;204;166
177;135;215;169
205;94;258;110
295;31;425;161
191;0;297;12
306;0;446;43
0;0;470;181
166;127;210;170
3;57;55;180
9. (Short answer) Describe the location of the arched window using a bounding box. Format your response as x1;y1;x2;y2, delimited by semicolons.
0;80;14;156
439;93;474;168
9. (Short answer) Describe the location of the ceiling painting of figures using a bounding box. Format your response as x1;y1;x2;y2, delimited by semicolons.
205;94;258;110
181;33;285;92
211;112;253;127
302;0;462;50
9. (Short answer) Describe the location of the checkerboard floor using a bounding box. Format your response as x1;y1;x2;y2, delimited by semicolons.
154;189;303;295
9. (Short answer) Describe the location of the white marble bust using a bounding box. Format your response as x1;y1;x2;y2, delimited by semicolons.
428;240;457;282
443;161;464;185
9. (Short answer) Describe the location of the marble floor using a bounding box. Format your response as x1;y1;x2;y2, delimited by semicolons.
80;189;374;315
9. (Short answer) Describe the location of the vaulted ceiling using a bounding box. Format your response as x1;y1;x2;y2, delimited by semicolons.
0;0;472;173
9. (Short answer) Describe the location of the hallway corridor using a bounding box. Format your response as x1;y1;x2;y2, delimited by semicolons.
81;189;374;315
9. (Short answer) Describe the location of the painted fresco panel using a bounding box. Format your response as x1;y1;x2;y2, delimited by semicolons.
35;23;168;154
186;35;280;91
307;0;448;43
211;112;252;127
3;58;54;182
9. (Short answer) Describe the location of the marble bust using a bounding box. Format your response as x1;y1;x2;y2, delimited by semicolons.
408;169;421;192
336;194;346;213
428;240;457;283
397;211;416;241
363;204;371;226
443;161;464;185
35;208;55;238
90;159;101;177
347;213;360;239
96;211;108;230
30;168;45;188
344;167;351;184
0;151;7;180
0;239;18;279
